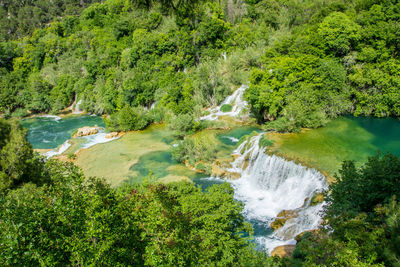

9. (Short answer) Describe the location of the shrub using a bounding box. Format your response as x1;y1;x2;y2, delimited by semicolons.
220;104;233;112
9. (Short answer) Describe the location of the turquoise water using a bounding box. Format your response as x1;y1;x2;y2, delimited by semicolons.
20;115;105;149
273;116;400;177
353;116;400;156
127;126;262;183
217;126;262;145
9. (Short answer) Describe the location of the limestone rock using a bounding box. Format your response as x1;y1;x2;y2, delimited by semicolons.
226;171;241;180
105;132;118;139
74;126;99;137
270;210;299;230
211;164;226;177
311;193;324;206
271;245;296;258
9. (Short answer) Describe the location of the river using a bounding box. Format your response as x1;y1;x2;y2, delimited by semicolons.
20;107;400;254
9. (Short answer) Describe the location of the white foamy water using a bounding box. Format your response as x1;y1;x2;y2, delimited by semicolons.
38;115;62;121
43;140;71;158
206;134;328;253
79;130;119;149
222;136;239;143
200;84;248;121
73;99;83;114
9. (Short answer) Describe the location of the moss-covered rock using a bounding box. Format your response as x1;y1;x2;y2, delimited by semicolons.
270;210;299;230
271;245;296;258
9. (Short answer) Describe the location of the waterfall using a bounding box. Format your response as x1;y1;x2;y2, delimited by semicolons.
222;52;227;61
212;134;328;253
43;140;71;158
73;99;83;114
70;95;83;114
200;84;249;121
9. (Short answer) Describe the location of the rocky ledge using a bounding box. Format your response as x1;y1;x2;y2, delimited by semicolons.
74;126;100;137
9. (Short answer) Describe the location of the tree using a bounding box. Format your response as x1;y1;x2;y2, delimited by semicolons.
327;153;400;217
317;12;361;56
0;119;46;192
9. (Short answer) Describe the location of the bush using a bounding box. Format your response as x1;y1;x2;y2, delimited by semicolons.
166;113;195;138
105;105;151;132
171;134;218;166
11;108;29;118
220;104;233;112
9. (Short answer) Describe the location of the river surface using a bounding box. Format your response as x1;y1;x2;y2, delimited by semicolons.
269;116;400;178
20;115;105;149
20;114;400;253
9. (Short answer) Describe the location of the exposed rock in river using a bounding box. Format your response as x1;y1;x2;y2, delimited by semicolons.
211;157;242;179
105;132;119;139
74;126;100;137
270;245;296;258
270;210;299;230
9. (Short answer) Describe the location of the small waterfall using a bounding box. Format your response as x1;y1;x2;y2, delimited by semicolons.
212;134;328;253
73;99;83;114
70;95;83;114
78;129;120;149
200;84;248;121
222;52;227;61
43;140;71;158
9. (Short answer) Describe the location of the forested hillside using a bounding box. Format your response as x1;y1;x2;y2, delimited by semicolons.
2;1;400;266
0;0;103;41
1;0;399;133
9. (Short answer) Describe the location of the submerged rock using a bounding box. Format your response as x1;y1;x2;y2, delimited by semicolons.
74;126;99;137
271;245;296;258
270;210;299;230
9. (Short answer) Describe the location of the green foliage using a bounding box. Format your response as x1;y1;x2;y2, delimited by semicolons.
291;153;400;266
220;103;233;112
327;153;400;217
0;164;272;265
105;105;151;131
259;134;273;148
317;12;361;56
246;0;400;132
172;133;218;166
0;0;103;41
0;119;47;192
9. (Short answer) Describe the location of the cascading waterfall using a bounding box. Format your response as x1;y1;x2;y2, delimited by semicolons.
200;84;249;121
43;140;71;158
215;134;328;253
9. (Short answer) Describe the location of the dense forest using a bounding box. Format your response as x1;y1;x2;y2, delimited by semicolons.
0;0;103;41
1;0;400;266
1;0;399;133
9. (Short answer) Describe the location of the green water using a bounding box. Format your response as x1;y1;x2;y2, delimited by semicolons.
20;115;105;149
273;116;400;177
127;125;262;184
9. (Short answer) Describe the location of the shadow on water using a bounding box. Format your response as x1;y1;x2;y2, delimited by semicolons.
350;116;400;156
